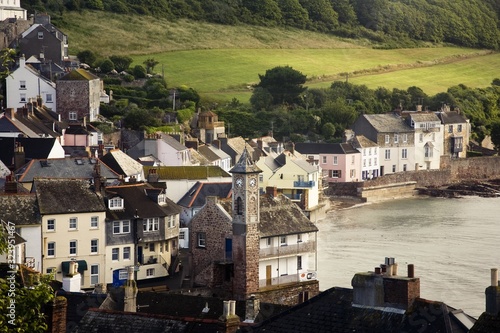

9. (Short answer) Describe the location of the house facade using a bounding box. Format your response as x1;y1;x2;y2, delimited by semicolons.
0;0;27;20
405;112;443;170
196;110;225;144
351;114;415;176
35;178;107;289
6;56;56;111
56;69;101;122
350;135;380;180
127;133;192;167
436;108;470;159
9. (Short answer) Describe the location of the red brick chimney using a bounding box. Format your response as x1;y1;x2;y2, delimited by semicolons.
4;174;18;193
47;295;67;333
266;186;277;198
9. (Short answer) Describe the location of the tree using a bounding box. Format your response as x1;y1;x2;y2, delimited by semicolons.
132;65;147;79
109;55;133;73
256;66;307;106
99;58;115;73
77;50;97;66
490;121;500;152
250;87;274;111
143;58;159;74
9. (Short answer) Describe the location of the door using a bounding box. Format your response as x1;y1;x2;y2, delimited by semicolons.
380;165;384;176
266;265;272;286
137;246;143;265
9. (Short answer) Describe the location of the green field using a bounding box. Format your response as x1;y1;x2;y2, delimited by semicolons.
60;11;500;103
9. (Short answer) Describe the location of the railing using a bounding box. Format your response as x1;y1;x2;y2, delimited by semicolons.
142;255;168;270
283;193;301;201
260;241;316;259
259;270;317;288
293;180;315;188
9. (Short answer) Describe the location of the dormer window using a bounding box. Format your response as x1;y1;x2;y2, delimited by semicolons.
38;31;44;39
158;193;166;205
109;197;124;210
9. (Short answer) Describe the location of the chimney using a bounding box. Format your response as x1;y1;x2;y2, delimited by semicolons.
352;258;420;310
245;295;260;323
416;105;422;112
486;268;500;315
219;300;240;333
5;108;15;119
124;266;138;312
266;186;278;198
47;296;67;333
4;174;18;193
206;196;218;205
62;261;81;292
14;143;26;170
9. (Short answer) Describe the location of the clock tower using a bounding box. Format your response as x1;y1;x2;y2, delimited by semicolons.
229;147;262;299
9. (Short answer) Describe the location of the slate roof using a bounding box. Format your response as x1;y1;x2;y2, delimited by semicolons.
0;137;58;168
177;182;232;208
100;149;144;178
227;137;254;157
259;194;318;238
353;135;378;149
436;111;469;125
16;158;120;183
295;142;346;155
160;133;189;152
0;159;9;177
189;148;210;165
143;166;230;180
469;312;500;332
408;112;441;123
249;287;473;333
34;178;106;215
0;193;40;225
105;183;181;220
57;290;108;329
363;114;413;133
198;145;221;163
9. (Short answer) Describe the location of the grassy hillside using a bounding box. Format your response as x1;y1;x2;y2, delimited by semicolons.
57;11;499;103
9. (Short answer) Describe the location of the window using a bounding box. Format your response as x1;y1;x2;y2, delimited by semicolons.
143;218;159;232
363;149;366;156
351;156;355;164
458;124;462;132
425;146;433;158
333;156;338;165
19;80;26;89
197;232;206;248
403;134;408;143
448;125;453;133
330;170;341;178
158;194;166;205
432;133;435;141
46;267;56;274
394;134;399;143
46;94;53;103
91;216;98;228
385;135;390;144
149;243;155;252
350;169;356;178
368;158;371;166
90;265;99;285
297;256;302;270
69;217;77;230
113;221;130;234
266;238;272;246
236;197;243;215
146;268;155;277
259;174;263;182
112;248;119;261
419;133;423;142
20;93;26;102
109;197;124;210
168;215;175;228
69;240;77;256
402;148;408;159
123;247;130;260
385;149;391;160
38;31;44;39
374;148;377;155
363;159;366;167
47;219;55;231
297;234;302;243
322;156;327;163
392;165;396;172
119;270;128;280
90;239;98;254
403;164;407;171
179;231;185;240
69;112;77;121
47;242;55;257
374;158;377;165
280;236;287;246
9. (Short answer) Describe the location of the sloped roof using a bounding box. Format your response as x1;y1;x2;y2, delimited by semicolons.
251;287;473;333
59;68;99;81
353;135;378;149
470;312;500;333
160;133;188;152
408;112;441;123
208;145;230;160
198;145;220;163
177;182;232;208
105;183;181;220
0;116;39;137
16;158;120;183
0;193;40;225
188;148;210;165
57;290;107;328
436;111;469;125
259;194;318;237
143;166;230;180
0;137;59;168
295;142;346;155
363;114;413;133
74;308;222;333
100;149;144;178
227;137;252;156
34;178;106;215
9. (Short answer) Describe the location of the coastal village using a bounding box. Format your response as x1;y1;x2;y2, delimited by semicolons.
0;2;500;333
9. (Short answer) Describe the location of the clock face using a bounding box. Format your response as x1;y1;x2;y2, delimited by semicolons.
235;177;243;188
249;178;256;187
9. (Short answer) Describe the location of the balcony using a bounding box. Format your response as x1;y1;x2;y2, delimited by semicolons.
260;241;316;259
141;255;168;270
293;180;315;188
259;270;317;288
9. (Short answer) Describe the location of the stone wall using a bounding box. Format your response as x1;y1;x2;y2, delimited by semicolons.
258;280;320;306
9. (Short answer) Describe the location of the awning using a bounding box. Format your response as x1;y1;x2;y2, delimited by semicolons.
61;260;88;275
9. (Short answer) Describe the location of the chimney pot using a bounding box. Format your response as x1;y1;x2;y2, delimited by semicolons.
375;267;381;274
491;268;498;287
408;264;415;278
381;264;387;274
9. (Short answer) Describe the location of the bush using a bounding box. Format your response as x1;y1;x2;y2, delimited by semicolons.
132;65;147;79
99;59;115;73
123;74;135;82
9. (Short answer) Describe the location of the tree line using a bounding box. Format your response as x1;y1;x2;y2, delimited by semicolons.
23;0;500;49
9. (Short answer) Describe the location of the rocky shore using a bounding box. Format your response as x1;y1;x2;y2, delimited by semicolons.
417;179;500;198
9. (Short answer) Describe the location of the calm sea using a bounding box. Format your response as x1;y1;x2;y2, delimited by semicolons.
316;196;499;318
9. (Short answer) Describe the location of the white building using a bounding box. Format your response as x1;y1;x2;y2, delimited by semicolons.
0;0;27;20
406;112;444;170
